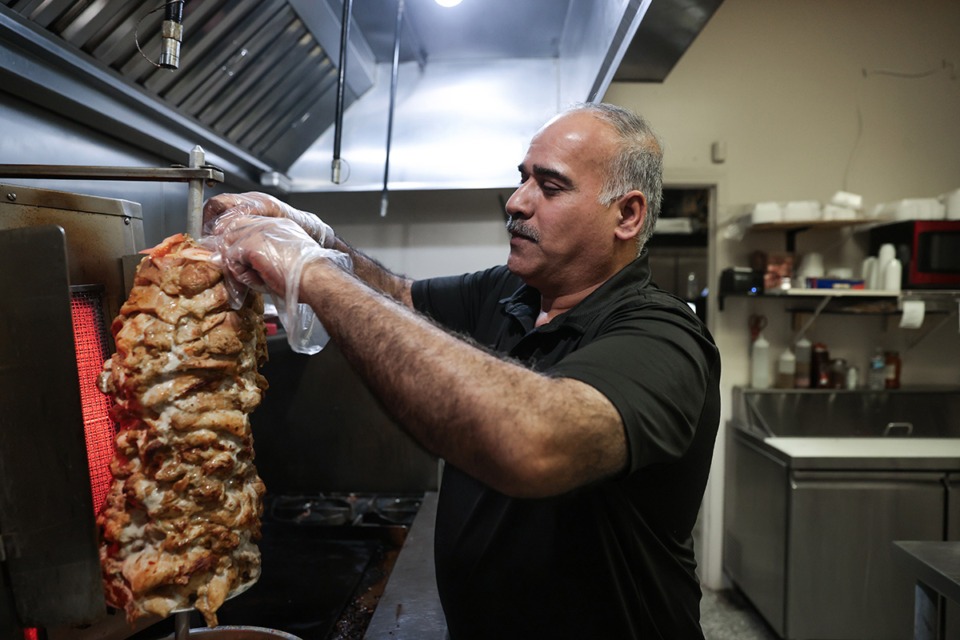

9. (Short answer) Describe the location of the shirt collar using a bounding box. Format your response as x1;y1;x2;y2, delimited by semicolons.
500;248;653;331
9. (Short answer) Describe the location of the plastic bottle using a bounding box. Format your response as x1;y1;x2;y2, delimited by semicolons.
776;348;796;389
846;365;859;390
829;358;848;389
794;338;811;388
750;332;771;389
867;348;886;391
884;350;901;389
794;337;812;388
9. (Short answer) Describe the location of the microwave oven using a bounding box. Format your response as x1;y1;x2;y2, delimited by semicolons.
869;220;960;288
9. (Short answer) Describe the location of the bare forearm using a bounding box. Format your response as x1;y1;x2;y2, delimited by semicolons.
328;236;413;307
299;260;627;498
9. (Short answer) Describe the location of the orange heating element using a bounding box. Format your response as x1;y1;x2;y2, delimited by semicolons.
70;290;115;515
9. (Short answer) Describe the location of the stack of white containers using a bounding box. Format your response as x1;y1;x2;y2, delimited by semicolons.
861;243;901;292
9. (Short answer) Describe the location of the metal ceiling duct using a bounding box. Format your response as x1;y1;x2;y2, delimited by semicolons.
615;0;724;82
0;0;720;194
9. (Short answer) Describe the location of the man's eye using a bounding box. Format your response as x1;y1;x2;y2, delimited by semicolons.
542;183;561;194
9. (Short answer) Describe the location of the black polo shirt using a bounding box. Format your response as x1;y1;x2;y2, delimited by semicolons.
411;250;721;640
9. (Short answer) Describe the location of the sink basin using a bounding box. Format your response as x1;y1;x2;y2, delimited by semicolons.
732;387;960;438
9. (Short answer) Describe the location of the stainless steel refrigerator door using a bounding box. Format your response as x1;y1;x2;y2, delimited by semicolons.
786;471;945;640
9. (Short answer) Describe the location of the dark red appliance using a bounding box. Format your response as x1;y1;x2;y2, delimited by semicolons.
869;220;960;289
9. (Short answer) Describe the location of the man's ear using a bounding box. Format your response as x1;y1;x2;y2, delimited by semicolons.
614;190;647;241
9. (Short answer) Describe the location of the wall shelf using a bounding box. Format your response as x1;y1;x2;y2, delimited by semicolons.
719;288;900;312
721;288;959;311
739;217;881;252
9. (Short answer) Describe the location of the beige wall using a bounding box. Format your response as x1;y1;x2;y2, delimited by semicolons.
605;0;960;588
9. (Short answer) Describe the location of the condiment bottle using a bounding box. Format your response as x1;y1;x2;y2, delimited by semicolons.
884;350;901;389
846;365;859;390
829;358;847;389
812;342;831;388
750;332;771;389
776;349;796;388
794;337;811;388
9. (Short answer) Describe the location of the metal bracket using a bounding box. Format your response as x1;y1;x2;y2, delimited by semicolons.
0;162;224;186
792;295;832;343
0;146;221;237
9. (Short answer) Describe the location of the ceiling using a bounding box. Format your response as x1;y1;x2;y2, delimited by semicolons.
0;0;722;193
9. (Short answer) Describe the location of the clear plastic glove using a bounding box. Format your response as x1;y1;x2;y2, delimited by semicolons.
202;211;353;355
203;191;336;248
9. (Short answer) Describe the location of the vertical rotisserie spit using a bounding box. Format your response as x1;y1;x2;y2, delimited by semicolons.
96;233;268;627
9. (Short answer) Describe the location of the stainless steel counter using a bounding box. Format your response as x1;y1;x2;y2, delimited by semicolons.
894;541;960;640
759;436;960;470
364;492;447;640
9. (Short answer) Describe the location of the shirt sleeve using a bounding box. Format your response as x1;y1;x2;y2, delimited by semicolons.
547;299;719;473
411;265;517;335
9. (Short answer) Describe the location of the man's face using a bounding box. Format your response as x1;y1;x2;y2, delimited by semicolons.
504;112;622;295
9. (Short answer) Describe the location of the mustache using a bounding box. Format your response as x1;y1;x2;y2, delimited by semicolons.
505;218;540;243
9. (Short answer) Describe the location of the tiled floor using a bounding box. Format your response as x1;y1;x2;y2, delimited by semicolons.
700;588;780;640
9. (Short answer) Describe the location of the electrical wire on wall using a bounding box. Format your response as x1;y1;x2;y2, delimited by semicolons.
842;58;958;192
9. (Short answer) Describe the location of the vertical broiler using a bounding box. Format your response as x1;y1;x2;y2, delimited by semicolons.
0;160;222;640
0;165;436;640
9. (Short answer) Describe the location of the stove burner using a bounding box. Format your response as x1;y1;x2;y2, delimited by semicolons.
270;495;356;526
266;494;422;528
369;496;423;526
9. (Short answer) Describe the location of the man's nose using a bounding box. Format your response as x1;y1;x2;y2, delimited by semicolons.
505;183;531;219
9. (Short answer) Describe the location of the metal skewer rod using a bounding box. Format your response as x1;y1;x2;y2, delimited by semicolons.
174;610;191;640
186;145;205;238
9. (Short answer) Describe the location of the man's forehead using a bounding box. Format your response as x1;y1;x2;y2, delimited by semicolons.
521;113;610;176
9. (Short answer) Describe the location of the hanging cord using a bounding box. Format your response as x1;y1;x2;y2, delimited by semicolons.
135;0;185;70
380;0;404;217
842;59;957;192
332;0;355;184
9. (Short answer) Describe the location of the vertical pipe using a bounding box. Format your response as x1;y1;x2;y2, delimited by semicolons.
331;0;354;184
379;0;403;218
186;145;204;238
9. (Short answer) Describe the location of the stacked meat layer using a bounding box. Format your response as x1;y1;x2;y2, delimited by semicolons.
97;233;269;627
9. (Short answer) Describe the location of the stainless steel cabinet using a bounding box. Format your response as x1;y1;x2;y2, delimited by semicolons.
723;432;790;635
724;427;959;640
786;471;944;640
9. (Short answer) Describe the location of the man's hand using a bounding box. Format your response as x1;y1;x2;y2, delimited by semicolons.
205;212;348;298
203;212;352;354
203;191;335;248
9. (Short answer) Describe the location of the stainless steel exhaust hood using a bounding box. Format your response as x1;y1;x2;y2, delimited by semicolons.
0;0;721;193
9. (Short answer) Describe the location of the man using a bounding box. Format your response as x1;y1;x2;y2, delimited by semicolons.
204;102;721;639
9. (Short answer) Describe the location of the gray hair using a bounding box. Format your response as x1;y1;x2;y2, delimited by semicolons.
566;103;664;253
